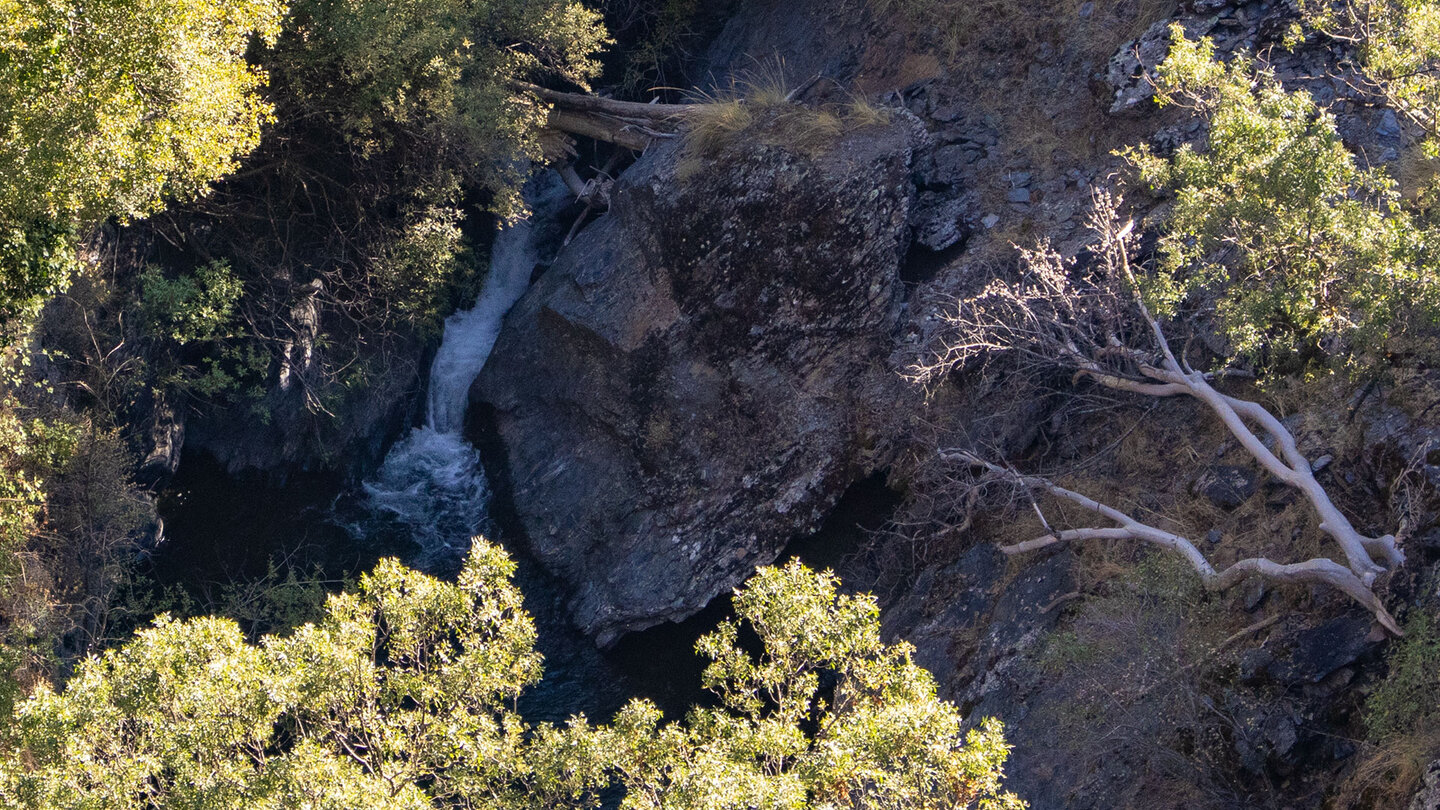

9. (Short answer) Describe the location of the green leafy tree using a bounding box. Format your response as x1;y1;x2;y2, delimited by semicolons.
252;0;608;331
0;544;1023;809
607;560;1024;810
106;0;613;438
0;0;284;324
271;0;607;223
1;542;550;808
0;221;75;329
1126;29;1440;366
0;411;58;719
1301;0;1440;148
0;410;85;712
140;261;244;346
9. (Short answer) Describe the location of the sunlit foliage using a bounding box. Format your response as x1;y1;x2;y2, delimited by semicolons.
0;409;82;722
0;543;1022;809
607;560;1025;809
1;542;544;808
1302;0;1440;148
0;0;284;324
1126;29;1440;367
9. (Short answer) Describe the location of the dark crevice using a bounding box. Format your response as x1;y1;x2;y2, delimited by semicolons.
901;236;969;284
780;470;904;573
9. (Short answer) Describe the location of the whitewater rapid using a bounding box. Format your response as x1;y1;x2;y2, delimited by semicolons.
359;174;563;564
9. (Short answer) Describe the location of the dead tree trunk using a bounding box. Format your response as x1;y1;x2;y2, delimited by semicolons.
915;190;1405;635
515;82;699;154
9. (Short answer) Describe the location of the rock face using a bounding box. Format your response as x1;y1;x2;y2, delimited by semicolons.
185;356;420;478
1412;761;1440;810
475;120;916;645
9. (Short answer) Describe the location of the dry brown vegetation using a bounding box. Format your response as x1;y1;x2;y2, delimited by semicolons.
869;0;1169;60
676;67;895;177
863;0;1172;155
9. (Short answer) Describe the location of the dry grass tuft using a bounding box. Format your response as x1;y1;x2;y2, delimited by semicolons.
677;65;896;176
682;97;755;160
1334;732;1440;809
845;96;894;129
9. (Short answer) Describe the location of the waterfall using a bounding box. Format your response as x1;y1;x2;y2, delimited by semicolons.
426;211;542;434
356;173;564;564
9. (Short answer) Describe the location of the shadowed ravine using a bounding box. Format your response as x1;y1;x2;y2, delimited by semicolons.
150;168;895;726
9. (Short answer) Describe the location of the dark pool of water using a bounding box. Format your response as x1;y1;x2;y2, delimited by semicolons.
149;447;902;726
149;453;381;588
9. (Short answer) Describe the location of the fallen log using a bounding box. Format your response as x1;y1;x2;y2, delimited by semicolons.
514;81;699;151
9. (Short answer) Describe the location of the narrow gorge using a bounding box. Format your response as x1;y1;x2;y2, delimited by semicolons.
8;0;1440;807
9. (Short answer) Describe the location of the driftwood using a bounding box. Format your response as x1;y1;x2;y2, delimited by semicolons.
917;190;1405;635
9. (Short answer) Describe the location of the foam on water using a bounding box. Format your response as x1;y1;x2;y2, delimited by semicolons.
357;173;564;565
361;426;489;564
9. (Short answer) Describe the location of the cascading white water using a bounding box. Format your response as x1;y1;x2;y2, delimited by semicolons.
358;174;563;564
426;213;542;434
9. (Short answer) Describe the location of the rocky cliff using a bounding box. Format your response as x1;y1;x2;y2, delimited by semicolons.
474;118;917;645
472;0;1440;805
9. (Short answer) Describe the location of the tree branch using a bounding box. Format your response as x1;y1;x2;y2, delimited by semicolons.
922;188;1405;635
958;453;1401;635
513;81;696;150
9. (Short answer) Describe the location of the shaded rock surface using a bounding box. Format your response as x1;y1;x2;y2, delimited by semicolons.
697;0;869;94
1413;761;1440;810
475;120;917;645
185;356;421;479
1194;463;1259;510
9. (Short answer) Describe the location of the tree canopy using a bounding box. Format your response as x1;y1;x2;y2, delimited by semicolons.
0;541;1022;809
269;0;607;222
0;0;284;323
1126;29;1440;368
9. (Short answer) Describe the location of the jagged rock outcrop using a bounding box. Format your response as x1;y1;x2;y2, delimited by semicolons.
1412;761;1440;810
475;119;917;645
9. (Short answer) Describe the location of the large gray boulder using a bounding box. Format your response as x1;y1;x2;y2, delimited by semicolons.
474;118;917;645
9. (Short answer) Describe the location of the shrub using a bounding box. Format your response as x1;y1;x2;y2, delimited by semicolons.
140;261;243;346
1301;0;1440;150
1126;30;1440;368
1336;609;1440;807
1365;611;1440;742
0;0;283;326
0;220;75;336
0;409;79;723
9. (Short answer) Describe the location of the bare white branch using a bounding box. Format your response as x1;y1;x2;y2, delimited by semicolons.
922;189;1404;634
951;451;1400;634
